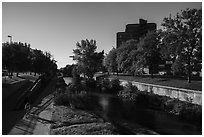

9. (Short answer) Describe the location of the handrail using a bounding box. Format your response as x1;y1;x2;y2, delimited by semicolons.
15;77;42;109
28;78;41;95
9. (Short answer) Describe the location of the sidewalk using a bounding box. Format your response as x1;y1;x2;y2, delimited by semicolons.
8;94;54;135
7;76;57;135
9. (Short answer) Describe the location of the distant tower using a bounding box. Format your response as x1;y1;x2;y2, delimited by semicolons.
8;35;12;44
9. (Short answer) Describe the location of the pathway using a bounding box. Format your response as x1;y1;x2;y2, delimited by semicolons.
7;76;57;135
8;94;54;135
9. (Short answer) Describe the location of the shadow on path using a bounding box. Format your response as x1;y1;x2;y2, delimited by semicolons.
7;76;57;135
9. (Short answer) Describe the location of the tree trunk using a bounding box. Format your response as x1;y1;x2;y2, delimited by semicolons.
150;62;154;79
187;53;192;83
187;65;192;83
151;72;154;79
188;71;191;83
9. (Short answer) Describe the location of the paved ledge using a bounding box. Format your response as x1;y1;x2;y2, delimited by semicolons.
120;80;201;94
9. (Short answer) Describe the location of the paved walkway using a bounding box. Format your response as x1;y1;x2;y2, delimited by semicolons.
8;94;54;135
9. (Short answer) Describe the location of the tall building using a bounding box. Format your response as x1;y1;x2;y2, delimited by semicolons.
116;19;156;48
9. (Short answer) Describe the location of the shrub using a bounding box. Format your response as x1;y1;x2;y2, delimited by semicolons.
98;78;123;94
55;77;67;90
109;78;123;93
99;78;111;93
118;82;139;101
82;78;97;90
54;90;92;110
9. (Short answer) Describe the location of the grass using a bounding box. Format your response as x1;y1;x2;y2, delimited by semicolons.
18;73;40;82
51;100;118;135
108;75;202;91
2;77;18;84
2;73;40;84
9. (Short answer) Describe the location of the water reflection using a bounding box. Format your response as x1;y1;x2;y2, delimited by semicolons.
63;77;72;85
99;96;109;110
99;96;109;119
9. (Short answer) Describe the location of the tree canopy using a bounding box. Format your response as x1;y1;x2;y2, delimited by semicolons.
136;31;161;77
105;8;201;83
161;8;202;82
104;47;118;74
2;42;57;76
105;34;161;77
72;39;104;79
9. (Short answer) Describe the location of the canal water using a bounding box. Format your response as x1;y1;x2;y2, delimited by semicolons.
63;77;72;85
63;77;201;135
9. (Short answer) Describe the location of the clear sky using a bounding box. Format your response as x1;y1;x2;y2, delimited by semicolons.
2;2;201;68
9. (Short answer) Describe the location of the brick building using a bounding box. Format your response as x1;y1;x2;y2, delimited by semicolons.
116;19;156;48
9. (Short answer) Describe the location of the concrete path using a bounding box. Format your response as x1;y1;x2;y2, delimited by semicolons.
8;94;54;135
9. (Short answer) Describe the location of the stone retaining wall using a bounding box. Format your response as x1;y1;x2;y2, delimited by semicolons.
119;80;202;105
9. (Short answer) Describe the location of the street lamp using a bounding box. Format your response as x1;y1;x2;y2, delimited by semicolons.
8;35;12;43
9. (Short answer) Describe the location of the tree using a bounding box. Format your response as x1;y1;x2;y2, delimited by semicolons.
104;40;138;76
31;49;57;75
2;42;32;76
161;8;202;83
62;64;75;77
72;39;104;79
105;47;118;75
32;49;45;74
2;42;14;75
2;42;57;77
136;31;161;78
116;40;137;74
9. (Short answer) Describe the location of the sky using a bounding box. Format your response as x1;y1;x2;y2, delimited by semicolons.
2;2;202;68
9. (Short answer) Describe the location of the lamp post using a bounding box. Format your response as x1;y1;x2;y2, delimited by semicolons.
8;35;12;44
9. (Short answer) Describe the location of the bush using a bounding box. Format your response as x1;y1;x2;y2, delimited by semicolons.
54;89;91;110
110;78;123;93
82;78;97;90
118;82;139;101
55;78;67;90
99;78;111;92
98;78;123;94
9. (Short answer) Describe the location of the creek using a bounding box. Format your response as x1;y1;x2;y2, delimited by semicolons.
63;77;201;135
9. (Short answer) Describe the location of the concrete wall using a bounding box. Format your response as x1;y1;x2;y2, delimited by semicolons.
119;80;202;105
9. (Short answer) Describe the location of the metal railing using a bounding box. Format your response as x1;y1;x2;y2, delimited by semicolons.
15;77;42;109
